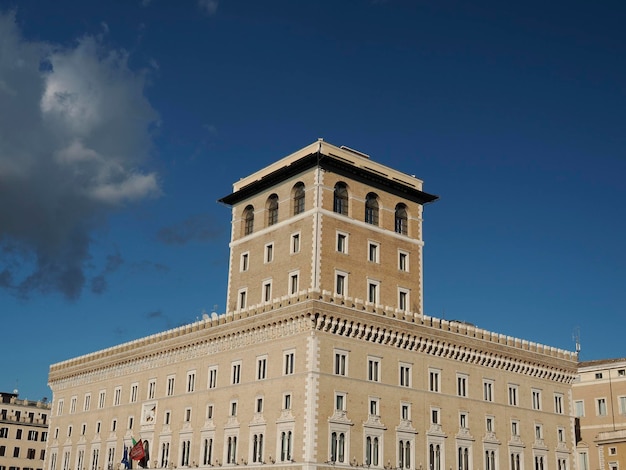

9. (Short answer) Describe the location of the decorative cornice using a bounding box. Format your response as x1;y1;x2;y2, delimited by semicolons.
49;295;577;389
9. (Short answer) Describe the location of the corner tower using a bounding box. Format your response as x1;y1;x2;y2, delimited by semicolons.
219;139;438;316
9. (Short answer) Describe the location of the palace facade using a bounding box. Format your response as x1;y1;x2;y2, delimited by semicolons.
0;391;50;470
47;140;578;470
572;359;626;470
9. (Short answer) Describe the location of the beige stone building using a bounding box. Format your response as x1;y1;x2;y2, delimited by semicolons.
0;391;50;470
47;140;578;470
572;359;626;470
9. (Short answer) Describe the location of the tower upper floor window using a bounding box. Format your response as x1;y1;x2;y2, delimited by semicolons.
243;205;254;235
395;204;408;235
267;194;279;226
333;183;348;215
293;183;305;215
365;193;379;225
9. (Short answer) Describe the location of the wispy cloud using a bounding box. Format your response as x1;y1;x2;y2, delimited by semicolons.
0;10;160;300
198;0;218;15
157;214;223;245
91;252;124;294
131;260;170;273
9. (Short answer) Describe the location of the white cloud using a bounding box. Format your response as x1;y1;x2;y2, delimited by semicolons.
198;0;218;15
0;10;160;299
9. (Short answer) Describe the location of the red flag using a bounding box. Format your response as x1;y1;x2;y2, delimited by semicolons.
130;440;145;461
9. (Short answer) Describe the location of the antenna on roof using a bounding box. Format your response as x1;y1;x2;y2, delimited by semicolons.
572;327;581;356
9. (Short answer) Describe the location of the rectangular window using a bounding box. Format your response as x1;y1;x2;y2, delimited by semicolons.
128;416;133;430
98;391;106;409
595;372;603;379
486;416;494;432
535;424;543;439
369;398;380;417
334;350;347;376
57;399;64;415
187;371;196;392
207;404;214;420
597;398;607;416
398;288;409;311
337;232;347;253
257;357;267;380
232;362;241;384
283;393;292;410
230;401;238;417
166;376;175;396
335;271;347;296
367;280;379;304
483;380;494;402
532;389;542;410
148;380;156;400
335;393;346;411
164;411;170;425
575;400;584;417
429;369;441;392
113;387;121;406
431;407;440;424
208;366;218;389
457;374;468;397
398;250;409;272
70;397;77;414
265;243;274;263
368;242;380;263
511;420;519;437
263;280;272;302
291;233;300;254
368;357;381;382
401;403;411;421
508;384;518;406
238;289;247;310
558;427;565;443
400;364;411;387
619;396;626;414
284;351;295;375
130;384;138;403
84;394;91;411
240;252;249;272
554;394;564;414
289;272;299;295
459;412;468;429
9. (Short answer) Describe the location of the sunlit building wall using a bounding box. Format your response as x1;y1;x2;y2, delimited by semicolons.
573;359;626;470
47;140;578;470
0;391;50;470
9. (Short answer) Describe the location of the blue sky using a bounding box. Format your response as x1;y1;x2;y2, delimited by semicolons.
1;0;624;401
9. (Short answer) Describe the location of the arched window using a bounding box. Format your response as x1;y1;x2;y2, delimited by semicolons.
365;193;379;225
267;194;279;226
429;443;441;470
395;203;408;235
293;183;305;215
243;205;254;235
333;183;348;215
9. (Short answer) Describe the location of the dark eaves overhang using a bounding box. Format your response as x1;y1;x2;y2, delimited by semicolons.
218;151;439;206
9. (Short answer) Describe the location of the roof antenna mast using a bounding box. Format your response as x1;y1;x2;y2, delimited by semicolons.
572;327;581;357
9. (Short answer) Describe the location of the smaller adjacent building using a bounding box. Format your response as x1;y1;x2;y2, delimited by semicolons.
0;391;50;470
573;358;626;470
